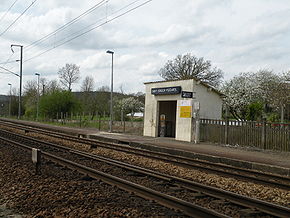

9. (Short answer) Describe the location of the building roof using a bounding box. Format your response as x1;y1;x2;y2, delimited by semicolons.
144;78;224;97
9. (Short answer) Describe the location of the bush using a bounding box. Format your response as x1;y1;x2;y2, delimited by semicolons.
39;90;81;119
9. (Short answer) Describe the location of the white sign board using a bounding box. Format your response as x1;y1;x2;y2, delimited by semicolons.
180;100;193;106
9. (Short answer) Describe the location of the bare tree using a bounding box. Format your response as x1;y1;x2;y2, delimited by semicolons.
80;76;94;92
98;85;110;92
159;53;223;87
119;84;125;94
39;78;47;95
38;78;61;95
24;80;37;95
47;79;61;93
58;63;80;91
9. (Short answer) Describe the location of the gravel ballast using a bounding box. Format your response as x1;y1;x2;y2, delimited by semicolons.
0;143;187;217
28;130;290;207
1;125;290;216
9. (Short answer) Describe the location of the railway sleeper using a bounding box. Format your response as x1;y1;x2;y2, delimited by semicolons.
127;172;147;178
239;208;265;217
211;200;231;205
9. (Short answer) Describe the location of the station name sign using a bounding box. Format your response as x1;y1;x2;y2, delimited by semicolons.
151;86;182;95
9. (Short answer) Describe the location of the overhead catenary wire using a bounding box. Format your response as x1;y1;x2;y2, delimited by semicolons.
0;0;20;24
0;60;18;65
0;0;38;37
0;53;15;67
24;0;153;62
46;0;144;49
25;0;108;51
0;66;19;77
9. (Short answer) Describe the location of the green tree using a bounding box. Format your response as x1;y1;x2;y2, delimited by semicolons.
39;90;81;119
23;80;37;118
95;86;110;117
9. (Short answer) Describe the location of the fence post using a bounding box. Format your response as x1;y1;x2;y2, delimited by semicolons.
98;113;101;131
261;119;266;149
192;112;200;144
225;106;229;145
224;118;228;144
61;112;63;124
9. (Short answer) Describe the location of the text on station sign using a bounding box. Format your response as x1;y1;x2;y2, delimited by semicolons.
151;86;182;95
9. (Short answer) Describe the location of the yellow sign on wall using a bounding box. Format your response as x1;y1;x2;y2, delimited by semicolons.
180;106;192;118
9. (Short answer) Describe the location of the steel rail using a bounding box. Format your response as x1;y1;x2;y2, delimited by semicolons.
1;120;290;189
1;132;290;217
0;135;227;218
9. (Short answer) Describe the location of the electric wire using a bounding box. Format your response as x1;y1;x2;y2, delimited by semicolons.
0;53;14;67
24;0;153;62
0;0;20;24
25;0;108;51
0;0;38;37
46;0;143;50
0;60;17;65
0;66;19;76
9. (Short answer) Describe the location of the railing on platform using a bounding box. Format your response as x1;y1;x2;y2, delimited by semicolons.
200;119;290;152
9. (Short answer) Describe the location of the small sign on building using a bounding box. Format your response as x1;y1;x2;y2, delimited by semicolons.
181;91;195;98
180;100;193;118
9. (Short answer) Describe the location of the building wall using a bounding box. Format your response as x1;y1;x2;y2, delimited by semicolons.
193;81;223;119
144;79;223;142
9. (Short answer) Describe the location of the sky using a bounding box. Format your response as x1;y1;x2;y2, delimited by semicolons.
0;0;290;95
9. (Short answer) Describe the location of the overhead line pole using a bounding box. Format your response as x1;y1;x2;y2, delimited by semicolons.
11;44;23;119
8;83;12;117
35;73;40;120
106;50;114;133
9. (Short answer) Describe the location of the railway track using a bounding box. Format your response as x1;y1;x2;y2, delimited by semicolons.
0;119;290;191
1;128;290;217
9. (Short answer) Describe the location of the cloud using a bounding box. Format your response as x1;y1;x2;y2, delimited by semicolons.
1;0;290;95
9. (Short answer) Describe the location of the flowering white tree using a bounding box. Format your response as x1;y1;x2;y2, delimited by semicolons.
116;97;144;123
222;70;289;121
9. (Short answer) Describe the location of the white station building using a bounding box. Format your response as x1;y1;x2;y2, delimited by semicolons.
143;78;224;142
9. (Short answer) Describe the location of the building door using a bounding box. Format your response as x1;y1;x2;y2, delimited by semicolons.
158;101;177;137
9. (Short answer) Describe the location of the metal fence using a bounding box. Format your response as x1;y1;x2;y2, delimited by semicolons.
47;114;144;136
200;119;290;152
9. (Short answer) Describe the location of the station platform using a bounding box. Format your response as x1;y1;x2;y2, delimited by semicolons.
1;118;290;176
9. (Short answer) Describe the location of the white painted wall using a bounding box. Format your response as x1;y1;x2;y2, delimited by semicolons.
143;79;223;142
193;81;223;119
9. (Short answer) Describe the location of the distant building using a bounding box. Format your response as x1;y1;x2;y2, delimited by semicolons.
143;79;224;142
126;112;144;118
